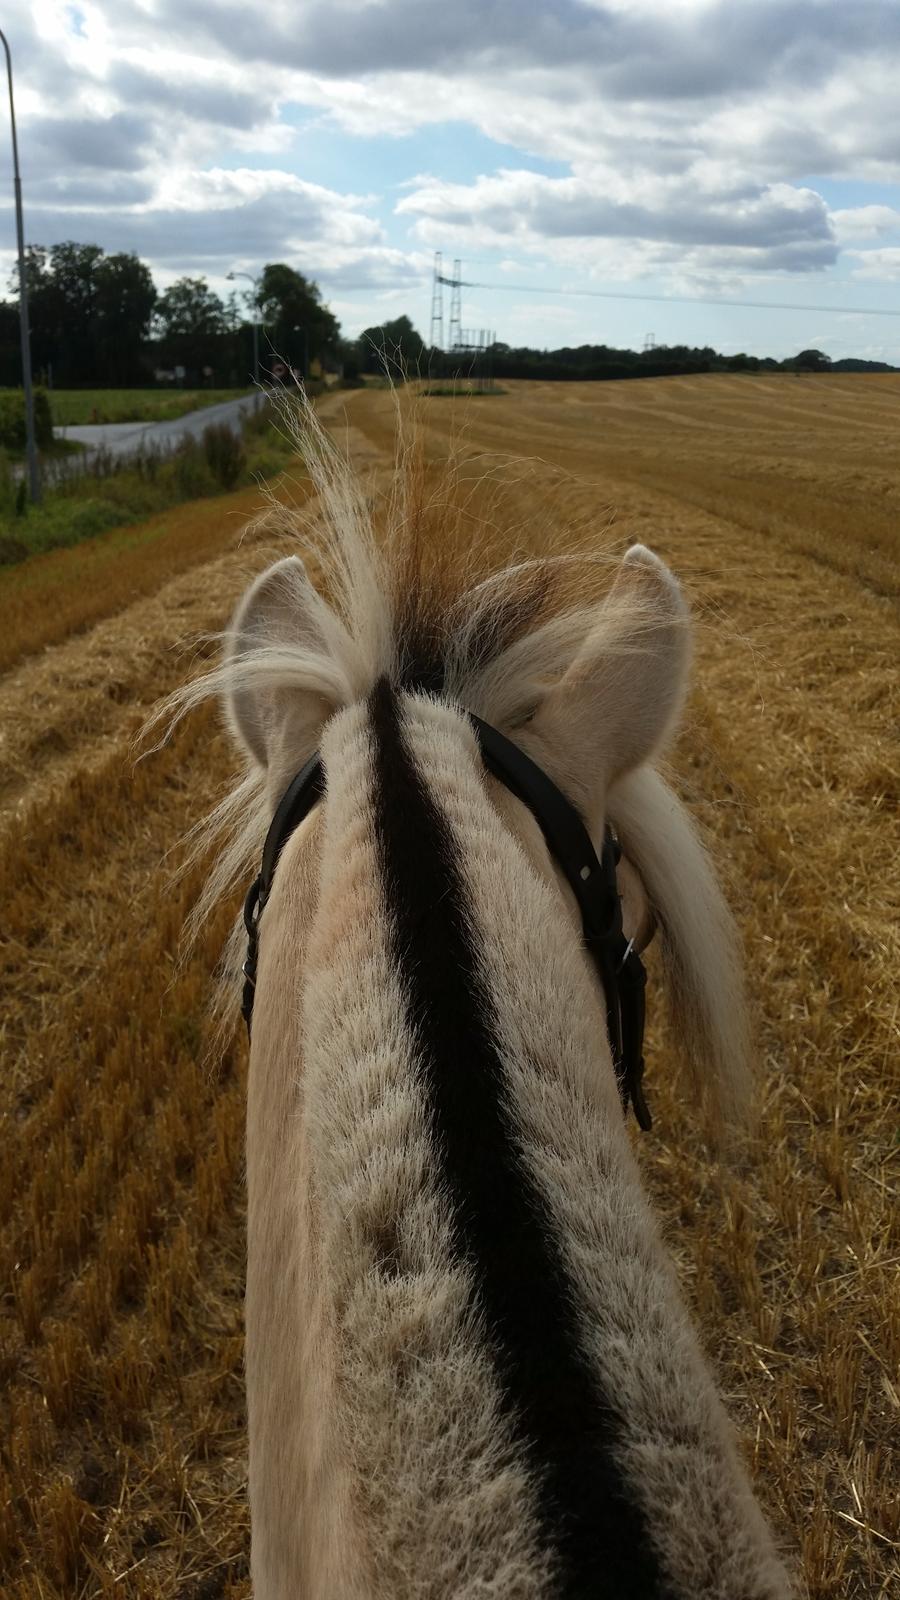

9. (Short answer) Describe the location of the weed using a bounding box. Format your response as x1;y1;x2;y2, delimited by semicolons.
203;423;246;491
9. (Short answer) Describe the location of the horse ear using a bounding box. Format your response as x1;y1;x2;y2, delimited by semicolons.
224;555;343;776
526;545;690;810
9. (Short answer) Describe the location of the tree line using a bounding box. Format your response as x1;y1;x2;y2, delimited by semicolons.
430;342;896;381
0;244;344;388
1;240;892;390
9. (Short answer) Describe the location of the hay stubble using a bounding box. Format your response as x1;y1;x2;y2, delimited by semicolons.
1;376;898;1597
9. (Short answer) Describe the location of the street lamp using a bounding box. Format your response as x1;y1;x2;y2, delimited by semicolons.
1;28;39;504
226;269;261;393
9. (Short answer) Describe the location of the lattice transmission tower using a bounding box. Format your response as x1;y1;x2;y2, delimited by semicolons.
430;251;444;351
430;253;468;350
448;258;463;351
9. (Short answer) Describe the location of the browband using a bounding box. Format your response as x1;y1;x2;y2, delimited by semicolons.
241;716;652;1130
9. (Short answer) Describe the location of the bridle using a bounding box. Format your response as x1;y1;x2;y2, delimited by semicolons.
241;714;654;1131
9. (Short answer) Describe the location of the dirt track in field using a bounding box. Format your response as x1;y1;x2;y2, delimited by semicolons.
1;376;898;1598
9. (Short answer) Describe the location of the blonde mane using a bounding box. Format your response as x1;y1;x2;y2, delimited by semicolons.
152;390;751;1125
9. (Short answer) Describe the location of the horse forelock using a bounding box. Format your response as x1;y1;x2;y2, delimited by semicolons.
159;392;752;1134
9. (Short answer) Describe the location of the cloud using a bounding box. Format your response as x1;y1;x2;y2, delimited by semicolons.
25;173;158;209
848;247;900;280
108;62;263;132
27;111;153;175
16;168;381;268
831;205;900;243
398;169;837;273
156;1;900;101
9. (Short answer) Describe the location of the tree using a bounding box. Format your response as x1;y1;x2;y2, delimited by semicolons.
15;244;49;306
8;242;155;385
0;299;23;389
154;277;227;382
46;241;105;383
223;289;245;335
94;253;157;386
255;264;340;373
154;277;226;340
358;314;426;374
11;246;53;380
12;241;103;383
792;348;831;371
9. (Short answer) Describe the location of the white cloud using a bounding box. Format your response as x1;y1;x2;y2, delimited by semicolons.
397;169;837;278
14;166;386;278
847;247;900;280
831;206;900;243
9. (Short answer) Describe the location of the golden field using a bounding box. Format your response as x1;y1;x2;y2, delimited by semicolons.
1;375;898;1597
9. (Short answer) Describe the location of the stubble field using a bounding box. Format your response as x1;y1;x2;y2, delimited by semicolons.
1;375;898;1597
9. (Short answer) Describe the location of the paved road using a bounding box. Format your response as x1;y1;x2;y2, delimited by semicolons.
53;393;258;459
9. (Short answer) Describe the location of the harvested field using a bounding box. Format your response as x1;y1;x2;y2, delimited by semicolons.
1;375;898;1597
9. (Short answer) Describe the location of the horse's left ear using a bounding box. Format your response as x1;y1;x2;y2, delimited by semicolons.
224;555;348;783
525;545;690;810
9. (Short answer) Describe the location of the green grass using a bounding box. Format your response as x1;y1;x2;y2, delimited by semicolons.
0;439;84;468
47;388;253;427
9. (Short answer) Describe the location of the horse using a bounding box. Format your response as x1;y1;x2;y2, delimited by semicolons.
167;404;794;1598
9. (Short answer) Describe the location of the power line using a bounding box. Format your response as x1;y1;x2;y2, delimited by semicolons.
457;278;900;319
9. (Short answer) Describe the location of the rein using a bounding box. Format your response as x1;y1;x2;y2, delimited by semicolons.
241;715;653;1131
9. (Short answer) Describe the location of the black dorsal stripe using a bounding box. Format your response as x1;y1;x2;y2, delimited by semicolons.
369;677;669;1600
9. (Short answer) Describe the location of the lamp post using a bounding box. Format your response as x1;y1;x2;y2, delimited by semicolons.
1;28;39;504
226;269;261;395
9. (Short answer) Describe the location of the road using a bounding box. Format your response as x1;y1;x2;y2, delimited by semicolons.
53;392;257;459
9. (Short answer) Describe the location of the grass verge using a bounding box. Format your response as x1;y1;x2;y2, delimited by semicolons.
49;389;253;427
0;402;295;569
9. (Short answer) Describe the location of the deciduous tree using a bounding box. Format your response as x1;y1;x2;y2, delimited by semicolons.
256;264;340;373
358;314;426;374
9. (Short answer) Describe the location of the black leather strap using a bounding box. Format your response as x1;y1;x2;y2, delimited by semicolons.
470;717;651;1129
469;717;621;941
241;753;324;1032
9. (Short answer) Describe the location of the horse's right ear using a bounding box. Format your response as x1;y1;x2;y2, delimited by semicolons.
224;556;349;781
523;545;690;814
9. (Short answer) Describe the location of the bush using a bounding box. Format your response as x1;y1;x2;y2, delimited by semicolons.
56;500;126;542
174;437;214;499
0;496;130;563
0;448;17;517
0;388;54;451
202;422;245;490
241;398;276;440
250;451;289;480
0;533;29;565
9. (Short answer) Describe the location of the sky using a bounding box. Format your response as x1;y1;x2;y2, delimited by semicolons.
4;0;900;361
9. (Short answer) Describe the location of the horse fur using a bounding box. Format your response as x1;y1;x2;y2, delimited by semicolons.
161;396;792;1597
